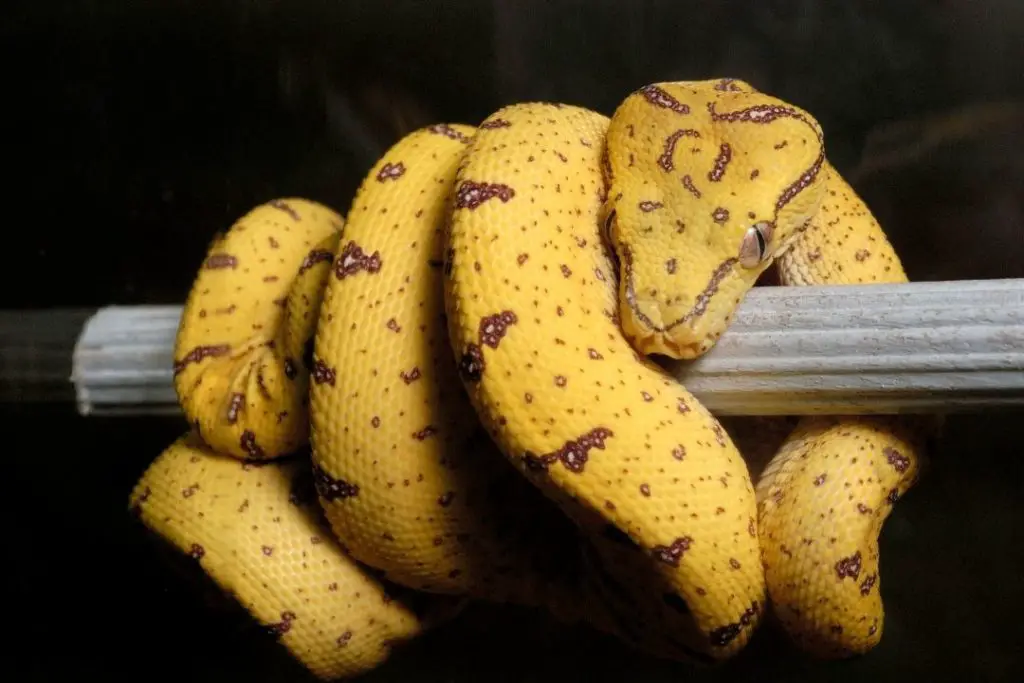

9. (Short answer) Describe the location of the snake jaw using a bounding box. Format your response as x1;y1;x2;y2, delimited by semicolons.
617;242;745;360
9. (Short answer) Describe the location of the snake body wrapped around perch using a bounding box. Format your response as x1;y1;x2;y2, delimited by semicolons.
129;78;927;678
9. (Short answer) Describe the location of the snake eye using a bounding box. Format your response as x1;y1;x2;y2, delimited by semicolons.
738;221;774;269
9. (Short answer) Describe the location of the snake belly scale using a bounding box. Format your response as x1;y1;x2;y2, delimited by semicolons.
128;78;928;679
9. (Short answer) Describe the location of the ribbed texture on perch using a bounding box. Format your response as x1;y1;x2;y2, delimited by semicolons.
64;278;1024;416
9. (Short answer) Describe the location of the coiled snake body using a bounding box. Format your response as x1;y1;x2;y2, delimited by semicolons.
129;79;927;679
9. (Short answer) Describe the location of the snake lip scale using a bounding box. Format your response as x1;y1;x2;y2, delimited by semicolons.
128;77;929;679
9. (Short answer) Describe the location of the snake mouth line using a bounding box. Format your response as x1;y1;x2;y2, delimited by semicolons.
621;244;738;336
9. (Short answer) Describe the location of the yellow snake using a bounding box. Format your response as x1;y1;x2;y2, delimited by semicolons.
128;78;929;678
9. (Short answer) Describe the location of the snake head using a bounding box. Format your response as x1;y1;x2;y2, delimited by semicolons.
602;79;828;359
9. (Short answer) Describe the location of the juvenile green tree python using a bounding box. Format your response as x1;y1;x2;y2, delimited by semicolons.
129;78;928;679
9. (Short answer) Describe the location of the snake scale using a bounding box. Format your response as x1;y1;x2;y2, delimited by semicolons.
129;79;929;679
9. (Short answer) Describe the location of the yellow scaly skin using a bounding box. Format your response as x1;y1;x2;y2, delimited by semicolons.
127;432;449;679
130;78;929;679
307;124;599;627
756;162;929;656
172;198;343;460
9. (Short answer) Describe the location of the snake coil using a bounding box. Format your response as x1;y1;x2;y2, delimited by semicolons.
129;78;928;679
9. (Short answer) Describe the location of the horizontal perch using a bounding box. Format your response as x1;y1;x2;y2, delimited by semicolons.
14;278;1024;416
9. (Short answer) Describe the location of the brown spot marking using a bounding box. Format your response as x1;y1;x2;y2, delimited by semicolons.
715;78;743;92
639;483;651;497
455;181;515;210
884;447;910;473
480;118;511;129
855;249;871;261
860;573;877;596
458;344;484;383
638;85;690;114
729;558;741;570
641;391;653;402
261;545;274;557
712;207;730;224
652;536;693;567
240;430;265;459
386;318;401;333
748;517;756;537
265;610;297;637
312;462;360;501
658;129;701;171
750;169;760;180
708;142;732;182
712;423;727;446
371;416;380;428
677;398;690;414
775;149;825;212
807;247;822;262
188;543;205;560
835;551;862;581
299;248;334;274
560;264;572;278
480;310;517;348
665;258;677;274
672;445;686;461
400;367;422;384
588;348;603;360
773;140;789;150
639;200;663;213
226;393;244;423
312;360;336;386
554;375;567;387
204;253;237;269
517;253;529;265
428;123;472;143
523;427;613;474
283;358;297;379
438;492;455;507
335;241;382;279
709;101;812;127
336;630;353;648
709;601;760;648
707;101;824;211
181;483;199;498
376;161;406;182
887;488;900;504
813;473;826;486
413;426;438;441
681;174;702;198
269;199;300;221
857;503;872;515
623;246;737;333
268;236;280;249
173;344;230;375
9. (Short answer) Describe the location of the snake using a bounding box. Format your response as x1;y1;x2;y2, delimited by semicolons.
128;78;929;679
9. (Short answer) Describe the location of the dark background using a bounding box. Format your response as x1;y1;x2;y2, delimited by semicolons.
4;1;1023;680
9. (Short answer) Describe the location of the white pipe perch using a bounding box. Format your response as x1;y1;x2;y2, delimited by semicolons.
64;278;1024;417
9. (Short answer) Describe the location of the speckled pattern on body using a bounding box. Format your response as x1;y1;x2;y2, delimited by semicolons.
172;198;343;460
130;77;932;680
127;432;453;679
444;97;766;661
307;124;594;623
753;154;929;657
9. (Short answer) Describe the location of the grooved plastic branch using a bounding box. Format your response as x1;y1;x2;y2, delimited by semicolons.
66;278;1024;417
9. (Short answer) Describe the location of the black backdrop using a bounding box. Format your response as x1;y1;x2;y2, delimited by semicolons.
4;2;1023;680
